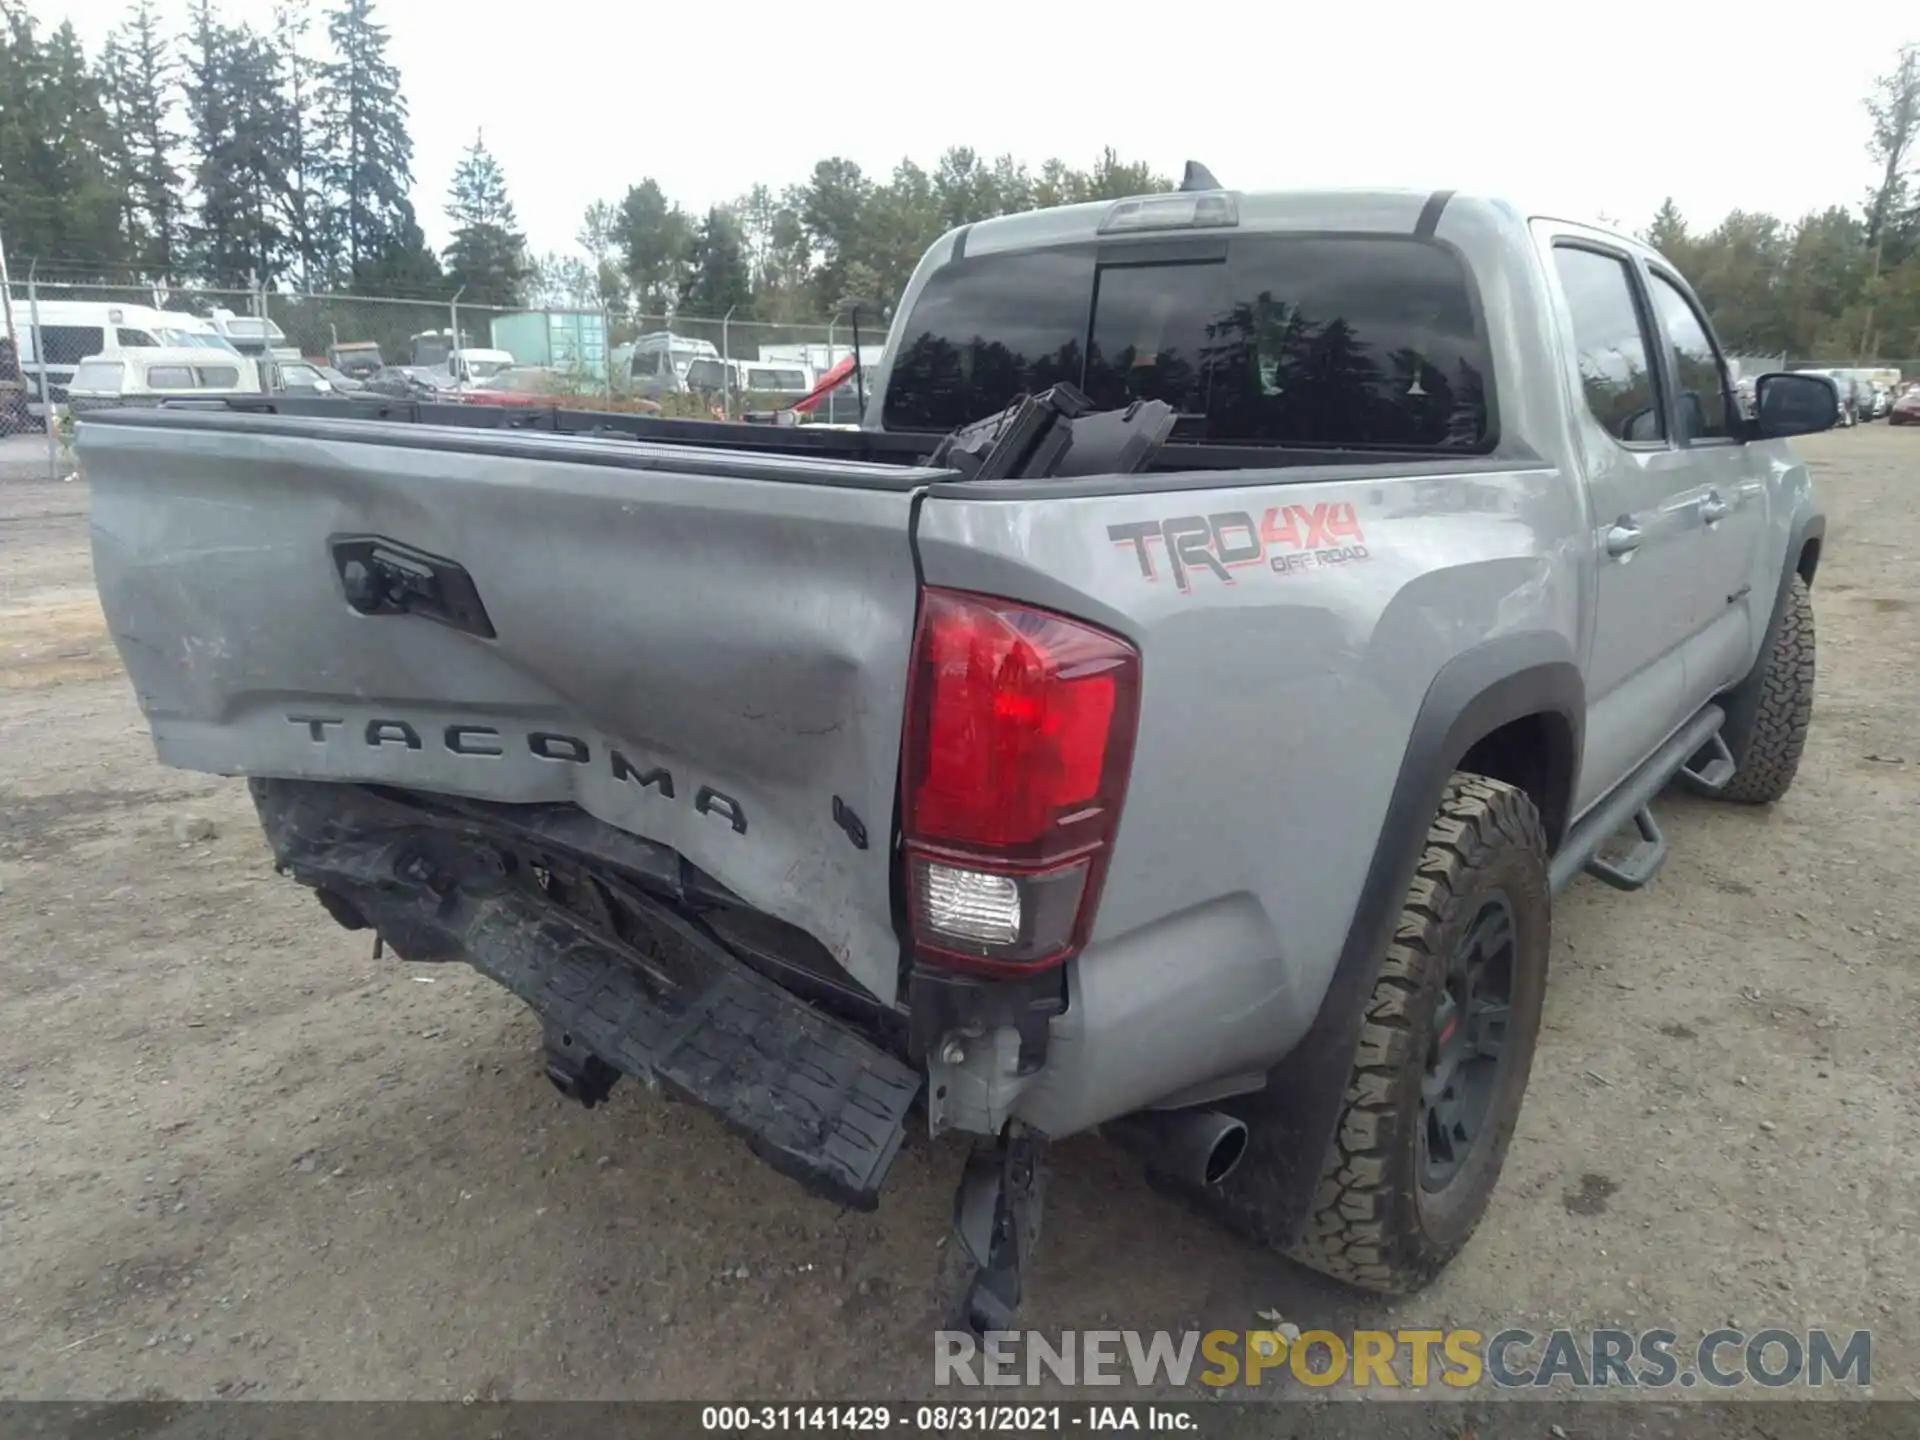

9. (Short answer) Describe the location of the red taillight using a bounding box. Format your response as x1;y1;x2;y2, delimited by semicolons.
901;588;1140;974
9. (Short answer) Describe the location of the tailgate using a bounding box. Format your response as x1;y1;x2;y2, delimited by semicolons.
82;409;931;1001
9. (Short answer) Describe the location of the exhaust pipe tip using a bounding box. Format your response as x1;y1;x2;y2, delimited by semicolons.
1104;1107;1250;1190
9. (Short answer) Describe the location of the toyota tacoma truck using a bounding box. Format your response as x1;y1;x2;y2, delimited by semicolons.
80;175;1837;1332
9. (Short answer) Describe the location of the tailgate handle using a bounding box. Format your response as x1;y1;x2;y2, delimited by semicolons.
331;536;497;640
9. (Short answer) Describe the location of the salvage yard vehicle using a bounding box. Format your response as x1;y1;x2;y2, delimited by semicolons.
65;347;259;411
80;174;1833;1333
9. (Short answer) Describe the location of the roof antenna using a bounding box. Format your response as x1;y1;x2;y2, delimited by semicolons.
1179;160;1222;192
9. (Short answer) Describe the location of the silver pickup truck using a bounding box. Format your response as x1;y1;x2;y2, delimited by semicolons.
80;178;1838;1332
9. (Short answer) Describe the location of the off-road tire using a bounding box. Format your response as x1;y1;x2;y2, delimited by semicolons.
1716;576;1815;805
1286;774;1550;1293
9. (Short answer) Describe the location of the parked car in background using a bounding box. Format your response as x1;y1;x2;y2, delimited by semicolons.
14;300;258;408
278;361;340;398
622;331;722;400
408;329;475;368
1802;372;1853;426
314;364;365;394
363;365;465;401
463;366;663;413
207;308;300;364
1870;384;1892;419
328;342;384;379
446;348;516;386
1890;387;1920;425
64;347;258;412
461;366;568;408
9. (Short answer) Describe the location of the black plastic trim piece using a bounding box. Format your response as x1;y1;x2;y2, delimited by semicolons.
1414;189;1455;238
950;225;971;263
1206;636;1583;1245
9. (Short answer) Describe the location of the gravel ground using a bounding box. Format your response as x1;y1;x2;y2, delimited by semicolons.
1;424;1916;1408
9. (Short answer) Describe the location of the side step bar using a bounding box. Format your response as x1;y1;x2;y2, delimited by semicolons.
1550;704;1725;895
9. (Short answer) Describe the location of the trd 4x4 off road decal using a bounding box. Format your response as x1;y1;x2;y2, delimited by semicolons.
1108;502;1371;593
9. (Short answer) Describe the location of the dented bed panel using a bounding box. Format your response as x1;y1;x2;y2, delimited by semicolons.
81;410;927;1002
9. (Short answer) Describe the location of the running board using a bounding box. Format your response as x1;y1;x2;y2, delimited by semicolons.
1549;705;1725;895
1678;731;1737;795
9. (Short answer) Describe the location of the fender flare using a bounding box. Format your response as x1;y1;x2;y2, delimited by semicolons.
1212;633;1583;1244
1717;510;1824;764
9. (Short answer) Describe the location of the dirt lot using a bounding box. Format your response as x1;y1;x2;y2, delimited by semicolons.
1;425;1916;1405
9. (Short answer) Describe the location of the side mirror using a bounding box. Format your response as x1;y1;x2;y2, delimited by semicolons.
1753;373;1838;439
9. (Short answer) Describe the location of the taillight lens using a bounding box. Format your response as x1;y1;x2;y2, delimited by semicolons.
901;588;1140;974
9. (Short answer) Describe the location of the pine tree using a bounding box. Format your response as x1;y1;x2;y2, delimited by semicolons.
615;178;693;314
0;8;126;270
181;0;241;278
442;131;526;308
677;206;752;318
183;6;288;284
100;0;183;277
317;0;413;277
348;200;442;294
271;0;329;288
1645;198;1690;260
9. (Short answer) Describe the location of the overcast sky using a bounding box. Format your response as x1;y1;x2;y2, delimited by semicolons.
44;0;1905;256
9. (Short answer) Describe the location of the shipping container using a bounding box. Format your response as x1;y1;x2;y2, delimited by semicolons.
489;311;608;380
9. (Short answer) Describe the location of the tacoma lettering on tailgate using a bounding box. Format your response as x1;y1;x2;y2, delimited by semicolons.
284;714;748;834
1108;502;1371;593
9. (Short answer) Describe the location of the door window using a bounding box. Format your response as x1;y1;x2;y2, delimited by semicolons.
1646;272;1732;441
1552;246;1664;445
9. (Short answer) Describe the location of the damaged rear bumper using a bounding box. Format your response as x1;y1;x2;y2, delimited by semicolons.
253;779;920;1210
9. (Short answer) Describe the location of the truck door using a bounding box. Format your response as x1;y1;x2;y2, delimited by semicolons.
1544;238;1702;814
1639;265;1769;702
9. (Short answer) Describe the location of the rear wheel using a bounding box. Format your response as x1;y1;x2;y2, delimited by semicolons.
1285;774;1550;1292
1715;576;1815;806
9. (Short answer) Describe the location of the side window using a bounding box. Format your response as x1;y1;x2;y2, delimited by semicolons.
117;328;159;347
195;365;240;387
1646;273;1731;441
631;350;659;377
146;366;196;389
35;326;106;366
1552;246;1664;445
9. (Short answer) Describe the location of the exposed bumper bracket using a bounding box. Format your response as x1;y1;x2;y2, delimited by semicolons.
946;1127;1045;1335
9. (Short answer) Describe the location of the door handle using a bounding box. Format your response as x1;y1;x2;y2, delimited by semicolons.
1605;521;1643;557
1699;493;1731;524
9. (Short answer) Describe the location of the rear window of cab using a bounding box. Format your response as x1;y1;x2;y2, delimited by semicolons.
882;235;1493;451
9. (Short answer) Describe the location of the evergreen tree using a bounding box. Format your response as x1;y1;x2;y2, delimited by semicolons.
100;0;183;277
183;5;288;284
271;0;329;288
442;131;526;308
347;200;443;294
1644;198;1690;261
677;206;752;317
0;6;126;270
317;0;413;277
614;178;694;314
